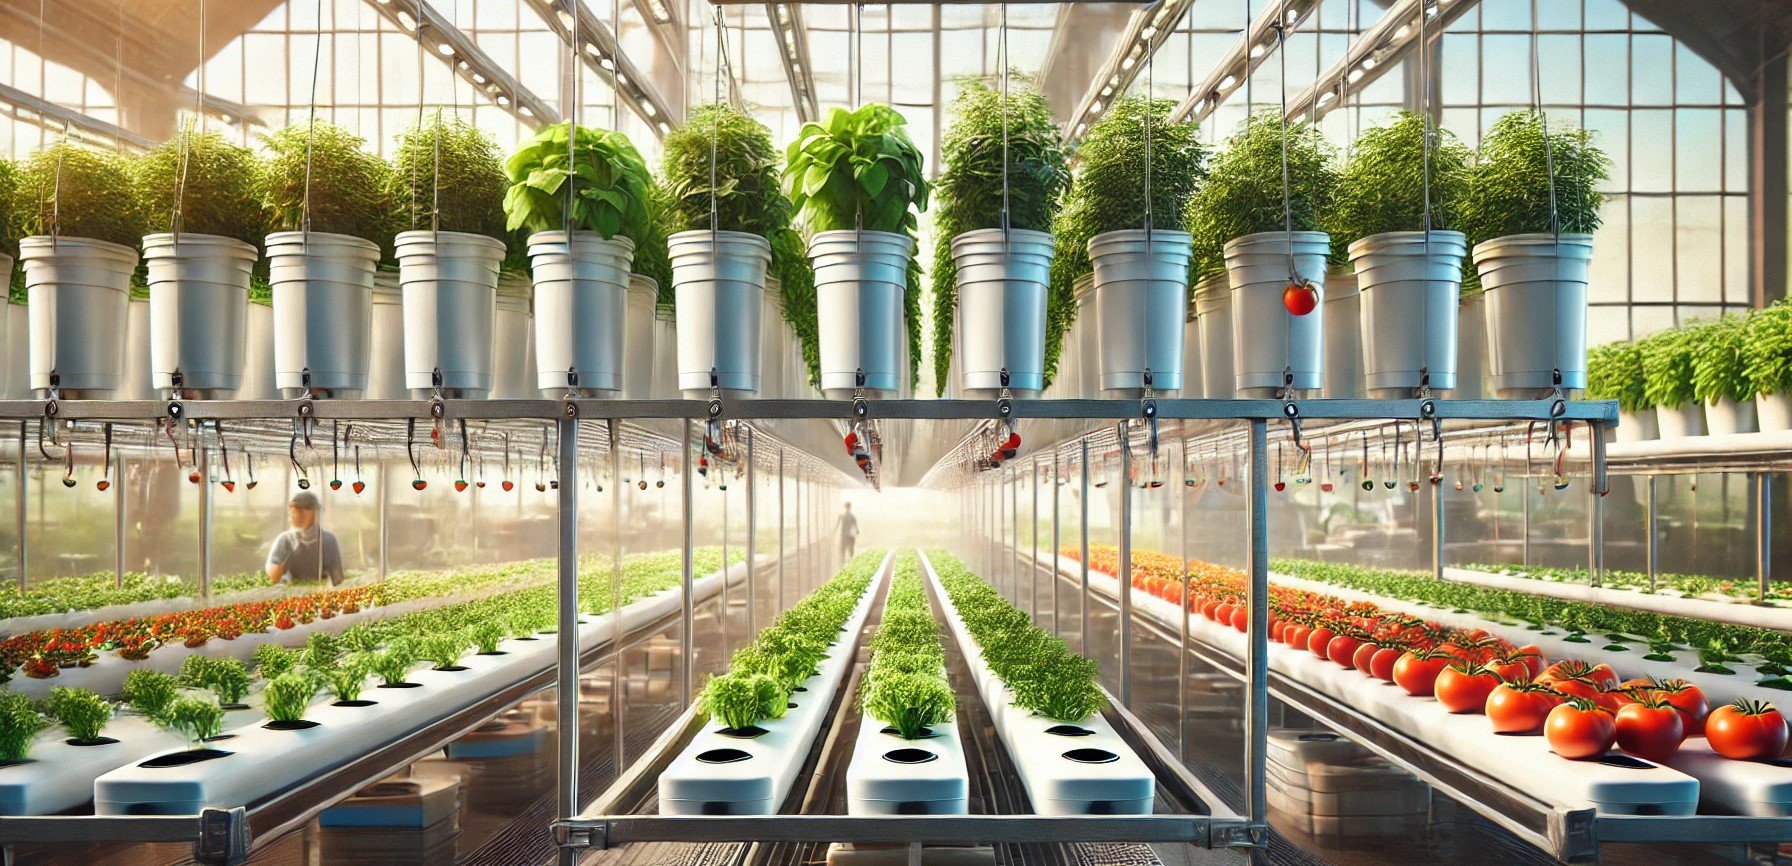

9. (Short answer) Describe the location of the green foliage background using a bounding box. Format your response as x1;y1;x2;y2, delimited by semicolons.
9;141;146;250
1458;111;1611;293
1324;110;1471;265
134;127;266;244
256;122;400;254
660;103;792;237
1185;110;1336;282
389;115;509;239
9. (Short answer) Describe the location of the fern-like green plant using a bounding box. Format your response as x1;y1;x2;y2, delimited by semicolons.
303;632;341;669
770;227;820;388
9;141;145;248
254;643;299;680
133;126;265;243
1044;195;1097;389
660;103;792;237
327;654;373;703
1585;339;1651;413
158;697;224;749
1080;96;1209;237
0;691;48;761
390;115;508;239
370;643;418;686
47;686;113;742
181;655;252;705
1325;111;1472;265
122;669;178;722
262;672;318;724
0;156;18;258
1691;314;1755;404
1458;111;1611;293
1747;301;1792;398
256;122;400;249
421;633;469;670
1186;110;1336;282
471;621;506;654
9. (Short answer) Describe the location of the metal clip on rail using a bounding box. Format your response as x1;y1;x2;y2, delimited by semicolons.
705;367;726;457
428;367;448;420
1139;368;1159;460
1421;399;1444;485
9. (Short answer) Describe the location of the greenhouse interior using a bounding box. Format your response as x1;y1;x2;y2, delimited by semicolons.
0;0;1790;864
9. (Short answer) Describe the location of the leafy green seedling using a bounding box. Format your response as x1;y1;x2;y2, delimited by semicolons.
122;669;179;722
0;691;48;761
262;673;319;724
254;643;299;679
471;621;506;655
699;673;765;731
159;697;225;749
47;687;114;743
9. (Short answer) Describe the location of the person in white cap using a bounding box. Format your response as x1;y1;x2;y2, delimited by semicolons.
266;490;345;586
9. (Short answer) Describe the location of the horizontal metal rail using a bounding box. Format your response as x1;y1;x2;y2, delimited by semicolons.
559;814;1240;849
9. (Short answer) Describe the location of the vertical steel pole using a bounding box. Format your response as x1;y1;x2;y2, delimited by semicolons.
1590;423;1606;587
554;414;580;863
1432;472;1445;580
777;448;786;612
609;420;624;791
197;442;213;603
720;453;731;659
377;461;390;580
1010;466;1019;603
1521;485;1532;567
1178;432;1190;760
1079;437;1090;656
1117;422;1133;709
680;421;696;704
1051;451;1060;637
1245;419;1271;863
1646;475;1659;593
15;422;26;591
1031;460;1040;620
114;453;126;588
1759;473;1773;602
745;429;757;637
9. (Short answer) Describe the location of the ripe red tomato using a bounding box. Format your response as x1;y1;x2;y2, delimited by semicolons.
1588;663;1621;691
1650;680;1710;736
1547;676;1602;702
1271;621;1287;644
1352;642;1380;676
1488;656;1531;684
1287;624;1310;649
1215;603;1234;625
1487;683;1568;734
1326;635;1363;668
1201;600;1222;622
1591;686;1631;715
1539;659;1596;685
1369;646;1403;682
1282;283;1318;316
1546;699;1617;759
1435;663;1503;714
1706;700;1790;760
1515;645;1547;678
1615;700;1685;763
1393;651;1451;697
1230;606;1249;632
1307;627;1337;660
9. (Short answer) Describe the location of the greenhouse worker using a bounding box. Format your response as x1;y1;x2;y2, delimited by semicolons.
266;490;346;586
835;501;859;562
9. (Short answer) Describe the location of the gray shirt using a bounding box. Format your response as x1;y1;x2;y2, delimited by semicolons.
838;511;858;540
267;528;345;586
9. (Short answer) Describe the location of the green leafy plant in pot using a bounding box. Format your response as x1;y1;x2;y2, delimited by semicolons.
1185;110;1334;396
1585;339;1656;440
389;116;510;399
256;121;397;398
1326;111;1472;397
1457;110;1610;397
1078;96;1206;398
10;141;146;397
930;76;1069;398
783;103;930;398
134;126;265;397
1746;300;1792;431
1690;314;1758;434
504;121;654;396
660;104;789;397
1638;325;1704;438
1044;194;1096;393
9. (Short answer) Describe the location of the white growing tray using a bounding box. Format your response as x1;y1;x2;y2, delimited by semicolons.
91;559;755;815
658;552;890;816
920;551;1154;815
845;676;969;816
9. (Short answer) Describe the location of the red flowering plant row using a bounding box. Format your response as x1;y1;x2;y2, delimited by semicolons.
0;584;385;682
1066;545;1786;764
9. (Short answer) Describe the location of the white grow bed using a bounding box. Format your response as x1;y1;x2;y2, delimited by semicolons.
844;673;970;815
657;551;891;816
920;551;1155;815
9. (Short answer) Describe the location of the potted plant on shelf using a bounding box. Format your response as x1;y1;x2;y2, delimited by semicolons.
1690;314;1756;435
1747;301;1792;432
661;104;788;399
1043;193;1095;398
0;156;20;400
134;126;264;398
390;116;509;400
1073;96;1204;398
256;121;398;398
1457;110;1610;398
1326;111;1473;398
1186;110;1336;397
783;103;929;399
1639;325;1703;438
1585;339;1655;441
48;686;116;746
504;121;653;397
930;77;1069;399
9;140;145;397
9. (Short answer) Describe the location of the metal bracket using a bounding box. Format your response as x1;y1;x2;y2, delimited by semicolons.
1547;808;1599;864
1210;820;1266;849
554;819;606;850
193;806;251;866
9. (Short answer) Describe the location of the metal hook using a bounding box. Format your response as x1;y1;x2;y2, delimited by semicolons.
289;430;310;489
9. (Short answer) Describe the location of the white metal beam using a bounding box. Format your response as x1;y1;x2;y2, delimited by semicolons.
1167;0;1322;126
523;0;681;136
1060;0;1194;147
0;82;155;150
1282;0;1479;123
766;3;818;124
366;0;560;128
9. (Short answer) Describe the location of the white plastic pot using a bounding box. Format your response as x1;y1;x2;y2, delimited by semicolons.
237;303;278;399
528;231;633;397
1351;230;1466;397
651;305;678;399
952;228;1053;398
1616;410;1659;443
1656;403;1706;439
810;230;912;399
123;297;154;400
1072;272;1100;399
626;274;657;401
19;235;138;397
396;230;505;399
1089;229;1192;397
760;276;787;400
1193;271;1234;400
1472;233;1593;398
491;281;533;400
1705;396;1757;436
1224;230;1329;397
1180;301;1203;399
143;232;257;397
367;272;405;400
671;229;771;398
1456;292;1489;399
1322;270;1362;399
3;299;24;399
845;707;968;815
267;231;379;399
1758;393;1792;433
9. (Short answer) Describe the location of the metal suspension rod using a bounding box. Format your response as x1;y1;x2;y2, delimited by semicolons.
555;412;581;865
680;421;696;704
1117;422;1133;709
1245;419;1271;863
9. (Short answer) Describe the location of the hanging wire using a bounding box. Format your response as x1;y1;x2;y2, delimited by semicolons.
413;0;427;231
998;2;1010;238
1529;0;1561;240
300;0;325;236
565;0;580;243
170;0;207;242
1273;0;1300;288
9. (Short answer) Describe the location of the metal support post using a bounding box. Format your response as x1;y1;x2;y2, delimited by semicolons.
720;455;731;659
1050;451;1060;638
197;444;213;604
1432;471;1445;580
1646;475;1659;593
745;429;757;637
1522;485;1532;567
1079;437;1090;656
1590;422;1606;587
1010;466;1020;603
1759;473;1774;602
1178;432;1190;760
377;461;390;580
776;448;786;612
1031;459;1040;620
794;471;803;597
609;419;625;790
1117;421;1133;710
555;413;580;866
1245;419;1271;861
114;453;126;588
15;422;25;591
680;421;696;705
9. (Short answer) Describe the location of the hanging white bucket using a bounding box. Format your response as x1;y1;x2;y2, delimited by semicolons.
1472;233;1593;398
491;290;533;400
1758;393;1792;433
1072;272;1100;400
267;231;378;399
760;275;787;400
1322;270;1362;399
1655;403;1705;439
1705;396;1757;436
810;229;912;399
1089;229;1192;397
396;230;505;399
1180;301;1203;399
650;305;678;399
1456;292;1489;399
1350;230;1466;398
123;297;153;400
142;233;257;398
1193;271;1233;400
952;227;1053;398
1616;409;1658;443
1054;299;1080;400
528;231;633;397
19;235;137;397
671;229;770;398
626;273;657;400
2;294;22;400
1224;230;1328;398
366;271;405;400
236;302;278;399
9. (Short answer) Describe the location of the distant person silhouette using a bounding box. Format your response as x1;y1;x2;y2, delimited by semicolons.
835;501;858;561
